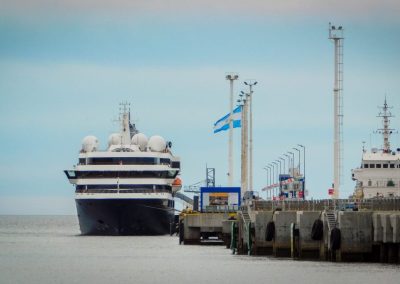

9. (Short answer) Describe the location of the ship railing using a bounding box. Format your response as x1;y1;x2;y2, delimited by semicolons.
251;198;400;212
203;205;239;213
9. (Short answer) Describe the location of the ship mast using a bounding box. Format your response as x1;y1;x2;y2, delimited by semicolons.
119;102;132;145
376;98;395;153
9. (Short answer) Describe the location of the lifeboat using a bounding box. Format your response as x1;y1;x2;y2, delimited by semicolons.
172;177;182;193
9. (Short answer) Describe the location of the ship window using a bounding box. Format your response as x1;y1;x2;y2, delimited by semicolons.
376;164;382;168
160;158;170;165
87;157;170;165
79;158;86;165
65;171;76;178
383;164;388;168
75;171;179;179
76;184;172;192
370;164;375;168
364;164;369;168
390;164;395;168
171;161;180;168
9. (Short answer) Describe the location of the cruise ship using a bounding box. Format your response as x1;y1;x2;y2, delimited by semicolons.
352;99;400;199
64;103;181;235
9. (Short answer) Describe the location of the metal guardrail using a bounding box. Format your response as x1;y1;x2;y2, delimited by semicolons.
250;198;400;212
203;205;239;213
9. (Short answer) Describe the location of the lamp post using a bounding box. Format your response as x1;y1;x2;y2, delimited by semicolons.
225;73;239;186
287;151;295;176
276;159;282;174
268;165;273;199
263;166;270;199
269;163;275;197
263;167;269;187
293;147;301;174
279;157;286;174
238;92;248;196
298;144;306;198
268;164;273;199
272;161;279;197
284;154;291;176
244;80;257;192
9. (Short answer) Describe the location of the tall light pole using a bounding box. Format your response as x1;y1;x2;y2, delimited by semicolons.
276;159;282;176
287;151;295;176
264;165;272;199
279;157;286;174
293;147;301;174
226;73;239;186
329;24;344;199
244;80;257;192
238;92;247;197
268;163;274;197
263;166;270;187
283;154;291;176
298;144;306;198
272;161;279;196
268;165;273;199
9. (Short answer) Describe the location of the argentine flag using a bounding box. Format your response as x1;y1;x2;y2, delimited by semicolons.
213;106;242;134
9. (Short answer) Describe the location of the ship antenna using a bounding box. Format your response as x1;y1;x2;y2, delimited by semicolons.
375;97;396;152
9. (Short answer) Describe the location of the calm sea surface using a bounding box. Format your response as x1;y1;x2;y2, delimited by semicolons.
0;215;399;284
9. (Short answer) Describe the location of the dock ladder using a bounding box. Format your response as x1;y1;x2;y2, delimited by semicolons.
325;211;337;231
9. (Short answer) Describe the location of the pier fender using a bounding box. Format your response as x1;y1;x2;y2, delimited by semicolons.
330;228;341;251
178;220;184;245
246;222;254;256
230;222;238;254
311;219;323;241
265;221;275;242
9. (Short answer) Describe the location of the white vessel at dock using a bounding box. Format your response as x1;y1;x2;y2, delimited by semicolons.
352;99;400;198
64;103;181;235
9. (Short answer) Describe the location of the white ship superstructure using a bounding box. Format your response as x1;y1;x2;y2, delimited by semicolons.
352;99;400;198
65;103;181;235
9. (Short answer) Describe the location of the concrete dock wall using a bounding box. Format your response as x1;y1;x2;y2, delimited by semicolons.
273;211;297;256
296;211;321;257
179;199;400;263
338;211;373;254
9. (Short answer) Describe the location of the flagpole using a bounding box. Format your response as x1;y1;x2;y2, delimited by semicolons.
226;73;238;186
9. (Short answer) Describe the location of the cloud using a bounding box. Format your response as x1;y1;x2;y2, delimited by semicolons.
2;0;400;22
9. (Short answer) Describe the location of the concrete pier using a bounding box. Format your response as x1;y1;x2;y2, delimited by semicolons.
234;199;400;263
273;211;296;257
296;211;321;258
180;212;233;244
180;198;400;264
337;211;373;261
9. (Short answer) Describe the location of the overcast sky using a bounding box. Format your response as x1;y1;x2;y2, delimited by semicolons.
1;0;399;214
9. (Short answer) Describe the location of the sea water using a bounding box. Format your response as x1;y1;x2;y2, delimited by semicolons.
0;215;399;284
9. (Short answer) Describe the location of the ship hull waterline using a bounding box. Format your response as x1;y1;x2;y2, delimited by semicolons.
75;198;175;235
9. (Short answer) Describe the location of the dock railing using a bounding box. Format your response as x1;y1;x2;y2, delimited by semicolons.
251;198;400;212
203;205;239;213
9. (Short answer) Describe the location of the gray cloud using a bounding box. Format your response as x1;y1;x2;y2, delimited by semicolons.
2;0;400;22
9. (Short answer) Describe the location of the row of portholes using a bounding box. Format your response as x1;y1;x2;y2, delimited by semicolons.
363;163;400;169
363;180;398;187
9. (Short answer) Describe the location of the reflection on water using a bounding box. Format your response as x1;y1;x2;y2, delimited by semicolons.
0;216;399;284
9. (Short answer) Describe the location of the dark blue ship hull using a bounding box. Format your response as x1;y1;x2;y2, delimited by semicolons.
75;198;174;235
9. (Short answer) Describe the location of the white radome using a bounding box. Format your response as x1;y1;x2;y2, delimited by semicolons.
108;133;121;147
148;135;166;152
82;135;99;152
132;133;148;151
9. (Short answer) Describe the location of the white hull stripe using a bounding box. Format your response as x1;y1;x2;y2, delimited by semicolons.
74;178;173;185
75;192;173;200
